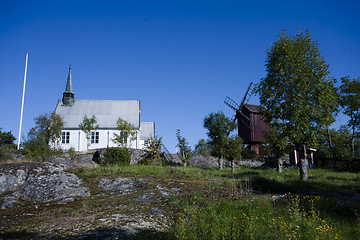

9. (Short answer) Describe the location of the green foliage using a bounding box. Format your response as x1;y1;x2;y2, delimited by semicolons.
103;147;131;165
316;125;358;159
176;129;192;165
194;139;209;156
339;76;360;157
175;194;346;240
264;125;291;158
256;29;338;149
255;29;338;180
0;148;13;162
0;128;16;145
223;135;243;161
22;112;64;160
241;148;258;159
140;136;166;165
78;115;99;150
203;111;236;158
29;112;64;147
22;133;51;161
112;117;137;148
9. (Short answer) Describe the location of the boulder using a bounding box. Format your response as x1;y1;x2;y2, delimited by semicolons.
0;162;89;207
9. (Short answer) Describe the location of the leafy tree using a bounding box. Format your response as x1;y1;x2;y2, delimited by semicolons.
145;136;162;158
264;125;290;172
339;76;360;158
22;133;51;161
78;115;99;150
28;112;64;149
255;29;338;180
223;135;243;175
203;111;237;169
194;139;209;156
141;136;166;165
0;129;16;146
176;129;192;166
112;118;137;148
316;125;357;159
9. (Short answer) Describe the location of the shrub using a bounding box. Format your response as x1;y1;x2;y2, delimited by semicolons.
0;148;13;162
103;147;131;165
242;148;258;159
22;135;51;161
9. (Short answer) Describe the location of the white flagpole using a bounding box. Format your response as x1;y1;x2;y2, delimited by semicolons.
17;52;29;150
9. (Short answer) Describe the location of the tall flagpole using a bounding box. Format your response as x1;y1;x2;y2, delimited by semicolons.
17;52;29;150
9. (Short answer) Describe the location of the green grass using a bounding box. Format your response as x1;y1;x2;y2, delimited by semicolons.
74;165;360;239
174;194;359;240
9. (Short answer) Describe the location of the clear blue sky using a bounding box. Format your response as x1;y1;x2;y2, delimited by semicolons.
1;0;359;153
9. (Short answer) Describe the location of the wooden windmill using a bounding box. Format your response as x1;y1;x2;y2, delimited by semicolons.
224;82;269;155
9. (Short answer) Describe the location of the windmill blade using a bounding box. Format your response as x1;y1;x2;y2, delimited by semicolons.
227;114;237;137
229;114;237;123
238;82;253;112
224;96;239;112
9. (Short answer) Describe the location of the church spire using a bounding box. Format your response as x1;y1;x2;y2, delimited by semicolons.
62;65;75;106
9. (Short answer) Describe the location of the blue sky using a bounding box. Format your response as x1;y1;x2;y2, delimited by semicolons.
1;0;359;153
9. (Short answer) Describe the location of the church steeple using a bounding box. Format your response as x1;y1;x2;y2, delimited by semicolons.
62;65;75;106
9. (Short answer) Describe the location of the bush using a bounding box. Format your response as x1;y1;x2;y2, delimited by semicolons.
242;148;258;159
22;136;51;161
138;154;167;166
0;148;13;162
103;147;131;165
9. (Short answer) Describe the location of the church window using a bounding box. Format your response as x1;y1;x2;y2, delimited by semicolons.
91;131;99;144
120;132;124;143
62;132;70;144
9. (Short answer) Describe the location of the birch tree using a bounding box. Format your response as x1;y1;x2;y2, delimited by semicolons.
255;29;338;180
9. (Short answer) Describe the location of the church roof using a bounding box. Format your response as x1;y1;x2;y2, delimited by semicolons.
140;122;155;140
55;99;140;129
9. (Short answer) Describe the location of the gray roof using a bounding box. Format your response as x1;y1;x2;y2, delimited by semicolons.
140;122;155;140
244;104;265;113
55;100;140;129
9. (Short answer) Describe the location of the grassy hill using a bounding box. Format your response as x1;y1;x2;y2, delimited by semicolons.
1;164;359;239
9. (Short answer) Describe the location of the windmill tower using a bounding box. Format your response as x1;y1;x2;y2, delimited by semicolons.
224;82;269;155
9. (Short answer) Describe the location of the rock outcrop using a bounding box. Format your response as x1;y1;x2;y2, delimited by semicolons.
0;162;89;208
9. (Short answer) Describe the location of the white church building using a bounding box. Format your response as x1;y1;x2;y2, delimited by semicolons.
54;67;155;152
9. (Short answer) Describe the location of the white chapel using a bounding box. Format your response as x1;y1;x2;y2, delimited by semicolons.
54;66;155;152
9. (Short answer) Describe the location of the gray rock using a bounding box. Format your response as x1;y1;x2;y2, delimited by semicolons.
1;191;21;209
189;155;224;168
47;154;98;169
19;163;90;203
47;155;72;168
98;178;136;194
237;159;265;167
0;162;90;205
128;148;149;165
0;164;28;194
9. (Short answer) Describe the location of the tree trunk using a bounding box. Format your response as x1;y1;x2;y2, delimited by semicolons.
327;127;333;158
231;160;235;176
219;157;223;170
277;157;283;173
352;126;355;158
299;145;308;180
